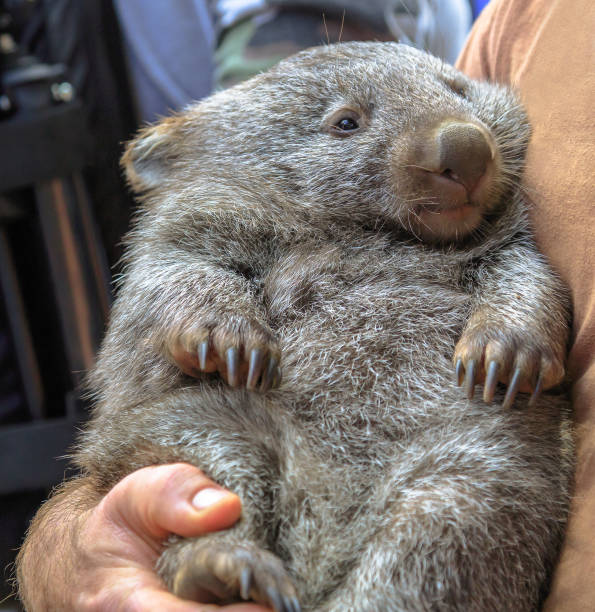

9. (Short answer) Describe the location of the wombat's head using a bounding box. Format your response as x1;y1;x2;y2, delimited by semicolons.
123;42;530;243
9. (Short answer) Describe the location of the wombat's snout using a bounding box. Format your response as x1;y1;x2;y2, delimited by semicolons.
428;122;494;194
397;119;501;242
415;121;495;202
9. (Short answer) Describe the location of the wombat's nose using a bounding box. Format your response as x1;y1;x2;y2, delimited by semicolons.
436;122;494;192
419;121;495;195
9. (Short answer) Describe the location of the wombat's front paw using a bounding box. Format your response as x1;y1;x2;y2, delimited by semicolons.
169;541;300;612
168;316;281;391
453;325;565;409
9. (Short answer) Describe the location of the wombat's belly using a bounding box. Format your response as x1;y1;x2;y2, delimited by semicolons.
261;240;570;459
264;242;471;416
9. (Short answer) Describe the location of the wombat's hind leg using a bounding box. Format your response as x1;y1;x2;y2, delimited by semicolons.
453;318;565;409
168;316;281;391
159;537;300;612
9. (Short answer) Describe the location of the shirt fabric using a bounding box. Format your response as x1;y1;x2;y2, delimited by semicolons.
457;1;595;609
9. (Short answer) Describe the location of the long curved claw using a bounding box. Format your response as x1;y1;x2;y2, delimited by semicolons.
240;566;252;600
260;356;278;392
464;359;477;399
289;596;302;612
528;371;544;407
455;358;465;386
483;360;500;404
247;348;264;390
266;585;286;612
226;347;240;388
283;595;301;612
272;365;282;389
197;340;209;371
502;366;522;409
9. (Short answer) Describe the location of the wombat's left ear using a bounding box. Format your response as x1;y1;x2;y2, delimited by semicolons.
121;117;182;193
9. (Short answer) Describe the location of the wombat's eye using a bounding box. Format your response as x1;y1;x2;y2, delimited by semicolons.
446;75;468;99
336;117;359;131
325;108;362;137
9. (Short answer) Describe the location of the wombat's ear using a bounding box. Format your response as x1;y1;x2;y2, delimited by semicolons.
121;117;182;192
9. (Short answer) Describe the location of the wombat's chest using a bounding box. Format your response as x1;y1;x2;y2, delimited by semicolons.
262;241;471;409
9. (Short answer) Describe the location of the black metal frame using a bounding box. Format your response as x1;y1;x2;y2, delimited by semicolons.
0;97;111;494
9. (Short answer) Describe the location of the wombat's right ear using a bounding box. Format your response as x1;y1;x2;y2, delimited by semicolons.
121;118;181;192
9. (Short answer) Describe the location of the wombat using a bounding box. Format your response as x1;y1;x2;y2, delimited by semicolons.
74;42;573;611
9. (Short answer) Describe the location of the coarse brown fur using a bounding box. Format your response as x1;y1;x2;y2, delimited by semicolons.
22;42;573;611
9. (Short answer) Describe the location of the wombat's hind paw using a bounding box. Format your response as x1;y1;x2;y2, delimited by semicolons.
169;319;281;391
453;330;564;409
171;542;300;612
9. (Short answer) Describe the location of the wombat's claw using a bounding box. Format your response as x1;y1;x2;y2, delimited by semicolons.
198;340;209;370
455;357;481;400
226;347;240;387
528;372;544;407
240;566;252;599
454;333;563;408
172;321;281;390
260;355;281;392
172;543;299;612
501;366;522;409
246;348;281;392
463;359;477;399
456;356;532;408
261;584;301;612
247;348;264;390
280;592;302;612
243;348;281;392
483;360;500;403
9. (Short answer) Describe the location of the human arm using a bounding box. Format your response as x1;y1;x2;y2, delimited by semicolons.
16;463;272;611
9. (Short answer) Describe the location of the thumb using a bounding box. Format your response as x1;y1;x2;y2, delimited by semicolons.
102;463;242;542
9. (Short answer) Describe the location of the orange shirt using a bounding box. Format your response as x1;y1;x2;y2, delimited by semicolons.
457;1;595;609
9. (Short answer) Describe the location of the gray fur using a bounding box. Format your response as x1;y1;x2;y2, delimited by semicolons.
75;43;572;611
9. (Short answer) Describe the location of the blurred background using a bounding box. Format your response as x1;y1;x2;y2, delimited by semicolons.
0;0;488;607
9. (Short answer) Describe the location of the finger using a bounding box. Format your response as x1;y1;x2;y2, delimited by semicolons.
105;464;242;541
223;605;275;611
128;585;273;611
128;586;221;611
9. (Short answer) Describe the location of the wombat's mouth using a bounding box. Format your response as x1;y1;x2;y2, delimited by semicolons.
408;175;487;242
410;200;484;243
416;201;479;218
415;197;482;228
397;119;501;242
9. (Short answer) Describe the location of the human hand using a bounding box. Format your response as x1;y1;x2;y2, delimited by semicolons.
17;463;273;611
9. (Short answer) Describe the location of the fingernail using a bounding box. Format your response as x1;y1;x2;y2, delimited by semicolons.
192;488;230;509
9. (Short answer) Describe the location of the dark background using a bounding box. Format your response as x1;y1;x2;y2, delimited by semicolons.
0;0;137;605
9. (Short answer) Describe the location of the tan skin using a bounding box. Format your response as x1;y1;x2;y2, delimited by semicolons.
16;463;273;611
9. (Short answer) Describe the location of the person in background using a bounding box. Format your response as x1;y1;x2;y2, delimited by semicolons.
114;0;471;122
16;0;594;609
210;0;471;89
